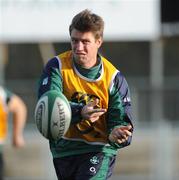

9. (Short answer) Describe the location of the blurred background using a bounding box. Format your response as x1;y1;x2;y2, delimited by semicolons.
0;0;179;180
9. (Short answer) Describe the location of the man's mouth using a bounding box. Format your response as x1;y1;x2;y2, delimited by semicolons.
76;53;86;56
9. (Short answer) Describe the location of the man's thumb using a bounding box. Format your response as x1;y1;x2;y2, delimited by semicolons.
88;99;99;107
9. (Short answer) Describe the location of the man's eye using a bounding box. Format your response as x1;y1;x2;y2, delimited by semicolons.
83;40;90;44
72;39;78;43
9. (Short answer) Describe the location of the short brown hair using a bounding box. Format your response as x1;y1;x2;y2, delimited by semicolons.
69;9;104;39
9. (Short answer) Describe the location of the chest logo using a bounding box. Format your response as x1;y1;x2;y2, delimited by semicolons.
90;156;100;165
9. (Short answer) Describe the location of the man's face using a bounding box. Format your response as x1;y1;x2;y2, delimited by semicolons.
70;29;102;68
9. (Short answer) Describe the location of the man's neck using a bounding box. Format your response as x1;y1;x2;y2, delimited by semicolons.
73;56;102;80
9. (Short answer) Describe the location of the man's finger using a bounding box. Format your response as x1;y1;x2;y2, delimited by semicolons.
123;129;132;136
119;125;132;131
117;138;127;144
91;111;106;118
115;128;132;137
87;99;99;107
89;108;106;114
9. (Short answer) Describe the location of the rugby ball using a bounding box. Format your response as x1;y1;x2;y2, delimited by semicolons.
34;90;71;140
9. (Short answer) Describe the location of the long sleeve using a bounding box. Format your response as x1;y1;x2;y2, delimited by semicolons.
38;57;62;98
107;71;133;148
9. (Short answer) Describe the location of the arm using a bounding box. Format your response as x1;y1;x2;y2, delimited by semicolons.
107;71;133;148
38;57;62;98
8;95;27;148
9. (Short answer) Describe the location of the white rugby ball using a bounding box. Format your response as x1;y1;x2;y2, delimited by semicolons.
34;90;71;140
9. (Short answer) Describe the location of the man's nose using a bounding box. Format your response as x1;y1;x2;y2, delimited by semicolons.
76;41;84;50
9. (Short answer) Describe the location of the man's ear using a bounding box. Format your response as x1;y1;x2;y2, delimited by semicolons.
96;37;103;48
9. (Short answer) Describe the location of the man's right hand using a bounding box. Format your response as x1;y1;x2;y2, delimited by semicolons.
81;99;106;123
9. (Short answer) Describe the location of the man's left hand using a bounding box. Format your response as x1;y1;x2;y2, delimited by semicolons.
109;125;132;144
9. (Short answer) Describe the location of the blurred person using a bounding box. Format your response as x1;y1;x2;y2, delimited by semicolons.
38;9;133;180
0;86;27;180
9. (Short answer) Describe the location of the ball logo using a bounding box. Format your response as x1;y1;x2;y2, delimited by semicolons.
35;96;48;138
35;102;44;132
51;97;71;140
52;121;59;127
56;101;66;137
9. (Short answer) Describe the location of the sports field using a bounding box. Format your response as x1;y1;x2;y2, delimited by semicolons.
3;124;179;180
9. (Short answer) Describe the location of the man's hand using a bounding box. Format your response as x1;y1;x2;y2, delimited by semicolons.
81;99;106;123
13;134;25;148
109;125;132;144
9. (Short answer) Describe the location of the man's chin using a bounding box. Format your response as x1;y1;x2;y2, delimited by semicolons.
75;55;86;62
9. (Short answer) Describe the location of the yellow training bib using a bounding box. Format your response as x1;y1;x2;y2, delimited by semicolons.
57;51;118;145
0;91;8;143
